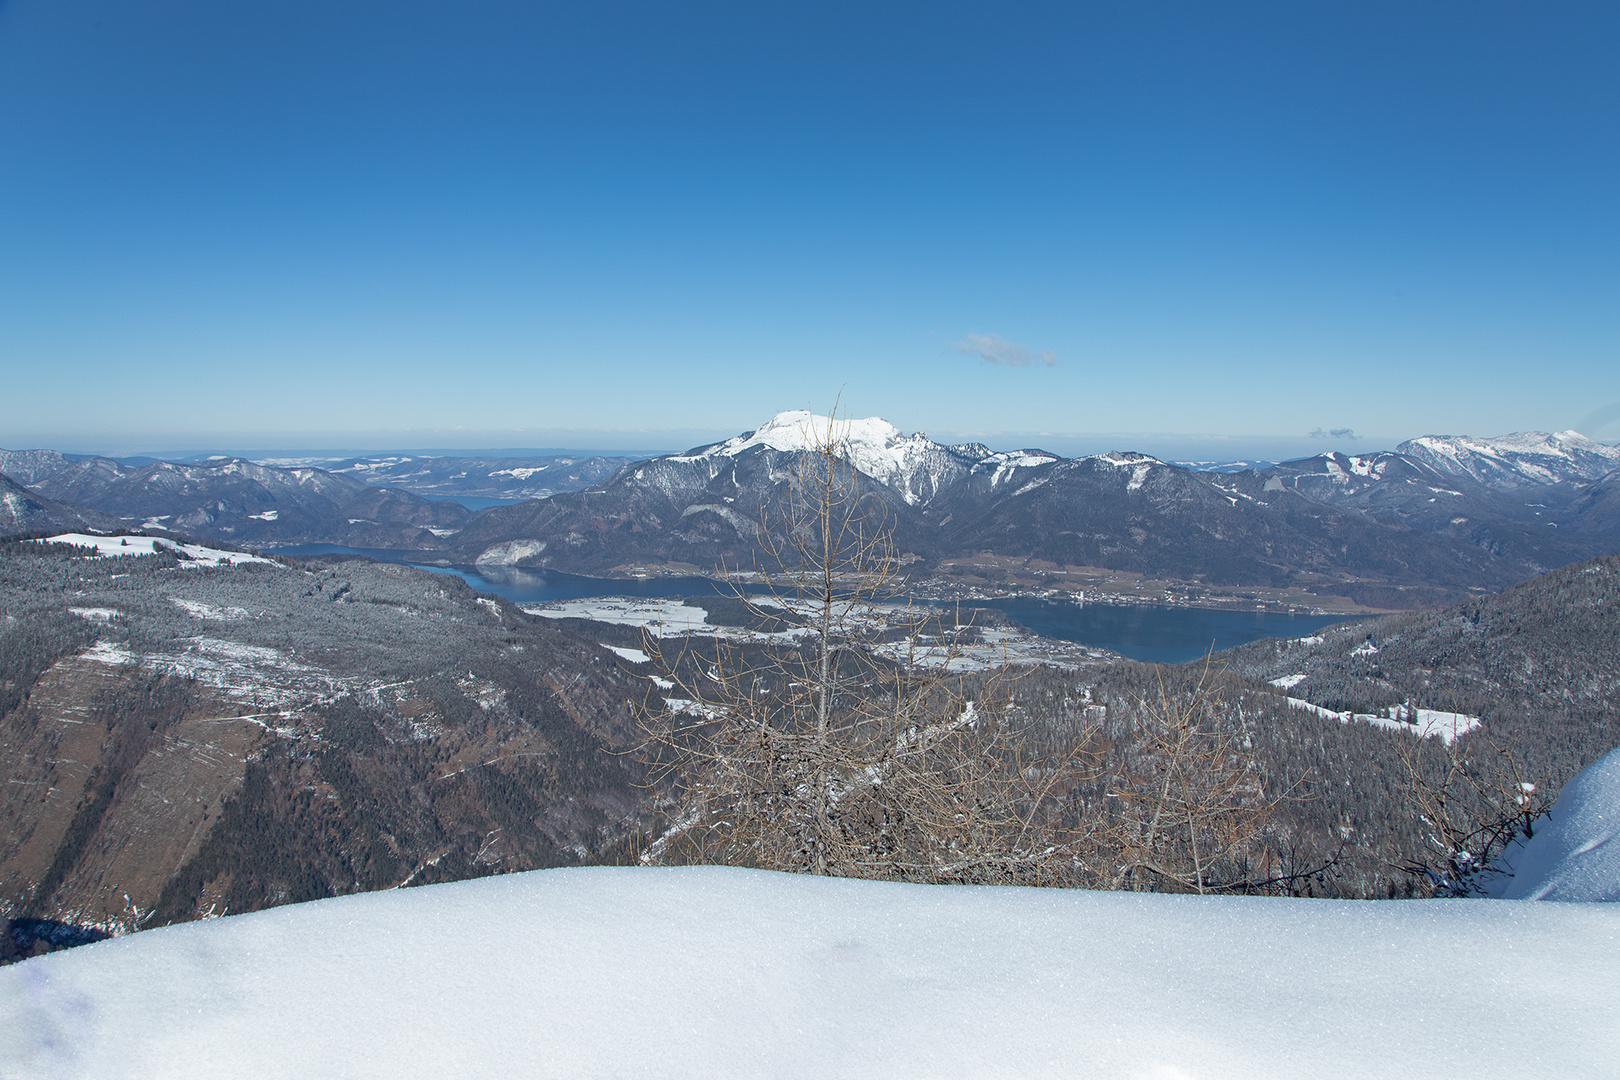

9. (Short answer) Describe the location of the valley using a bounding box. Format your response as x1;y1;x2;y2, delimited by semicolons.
6;10;1615;1073
2;412;1618;943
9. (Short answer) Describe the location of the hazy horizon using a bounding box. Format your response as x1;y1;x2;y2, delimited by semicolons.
13;419;1619;470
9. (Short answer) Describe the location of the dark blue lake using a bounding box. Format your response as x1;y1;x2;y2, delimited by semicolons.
951;596;1354;664
273;545;1359;663
426;496;525;511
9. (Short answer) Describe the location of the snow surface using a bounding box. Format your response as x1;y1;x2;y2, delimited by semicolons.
1;866;1615;1079
524;596;714;634
169;597;250;621
980;449;1058;471
34;534;276;568
1492;745;1620;902
1283;697;1480;744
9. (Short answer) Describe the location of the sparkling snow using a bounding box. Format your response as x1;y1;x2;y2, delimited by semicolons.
678;410;910;466
1;866;1615;1079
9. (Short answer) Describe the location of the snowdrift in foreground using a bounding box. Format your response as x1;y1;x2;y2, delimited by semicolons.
2;868;1616;1080
1493;745;1620;902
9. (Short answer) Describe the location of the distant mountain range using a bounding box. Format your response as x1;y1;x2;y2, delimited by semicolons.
436;413;1620;607
0;449;467;549
3;416;1618;609
280;453;631;501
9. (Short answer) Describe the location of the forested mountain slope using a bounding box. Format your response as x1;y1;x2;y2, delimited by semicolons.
0;540;647;935
1225;553;1620;787
0;474;121;537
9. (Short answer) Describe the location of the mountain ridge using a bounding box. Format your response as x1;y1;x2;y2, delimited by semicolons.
6;419;1617;610
435;413;1620;608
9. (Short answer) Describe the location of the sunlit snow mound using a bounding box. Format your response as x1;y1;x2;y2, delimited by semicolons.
4;868;1618;1079
1492;745;1620;902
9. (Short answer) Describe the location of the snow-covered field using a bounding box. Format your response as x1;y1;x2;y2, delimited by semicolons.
525;596;1114;670
525;595;716;635
1267;676;1482;744
1;866;1615;1080
36;533;276;568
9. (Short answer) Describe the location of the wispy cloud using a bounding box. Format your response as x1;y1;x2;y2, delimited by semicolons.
1578;402;1620;437
951;332;1056;367
1309;427;1358;440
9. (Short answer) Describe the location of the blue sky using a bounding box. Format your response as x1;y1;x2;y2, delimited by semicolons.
1;1;1616;458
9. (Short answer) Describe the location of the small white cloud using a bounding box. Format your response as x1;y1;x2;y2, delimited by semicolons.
951;332;1056;368
1309;427;1358;440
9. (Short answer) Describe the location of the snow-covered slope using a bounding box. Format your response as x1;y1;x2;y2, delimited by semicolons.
3;867;1616;1079
675;410;996;506
1493;745;1620;902
0;448;71;486
1397;430;1620;489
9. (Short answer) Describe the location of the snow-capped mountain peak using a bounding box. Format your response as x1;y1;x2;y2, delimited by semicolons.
674;411;995;505
1396;430;1620;488
695;410;909;463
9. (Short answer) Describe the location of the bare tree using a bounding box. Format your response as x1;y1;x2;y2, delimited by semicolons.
1102;661;1294;894
1396;726;1552;897
638;410;1092;884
